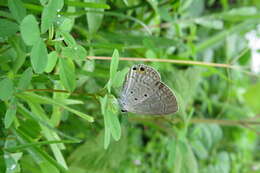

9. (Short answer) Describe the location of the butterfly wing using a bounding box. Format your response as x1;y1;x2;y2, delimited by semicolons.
119;64;161;111
121;64;160;95
129;82;178;115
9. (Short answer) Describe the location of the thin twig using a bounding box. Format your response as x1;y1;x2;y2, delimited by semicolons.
129;117;260;127
26;89;69;93
87;56;238;69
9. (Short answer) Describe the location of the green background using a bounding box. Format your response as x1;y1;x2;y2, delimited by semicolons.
1;0;260;172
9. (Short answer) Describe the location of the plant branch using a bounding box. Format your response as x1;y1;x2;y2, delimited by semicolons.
87;56;238;69
129;117;260;127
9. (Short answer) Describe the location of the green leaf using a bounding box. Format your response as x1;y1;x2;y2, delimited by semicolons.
99;95;111;149
8;0;27;23
107;49;119;92
0;78;14;101
45;51;58;73
20;15;41;45
18;92;94;122
59;31;76;46
174;140;198;173
85;0;106;34
4;97;17;128
110;49;119;80
39;161;60;173
107;95;121;141
41;0;64;33
30;38;48;73
18;67;33;90
194;18;223;29
3;144;22;172
58;17;74;32
244;82;260;114
59;58;76;92
61;45;87;60
167;138;177;168
100;94;121;148
112;68;129;88
68;0;110;9
191;140;208;159
0;19;19;37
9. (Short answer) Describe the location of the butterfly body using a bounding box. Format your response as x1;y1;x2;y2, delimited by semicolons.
119;64;178;115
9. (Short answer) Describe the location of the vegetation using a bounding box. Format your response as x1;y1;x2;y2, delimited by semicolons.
1;0;260;172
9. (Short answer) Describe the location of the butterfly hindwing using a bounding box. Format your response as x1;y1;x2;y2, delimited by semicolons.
119;64;178;115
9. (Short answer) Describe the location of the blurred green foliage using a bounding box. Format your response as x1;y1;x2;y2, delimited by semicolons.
1;0;260;172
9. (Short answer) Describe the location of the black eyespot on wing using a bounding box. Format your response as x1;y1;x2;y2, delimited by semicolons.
130;91;133;94
140;67;145;71
121;109;127;112
134;98;138;100
133;67;137;70
144;94;147;97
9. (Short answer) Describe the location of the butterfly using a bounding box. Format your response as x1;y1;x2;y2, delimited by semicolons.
118;64;178;115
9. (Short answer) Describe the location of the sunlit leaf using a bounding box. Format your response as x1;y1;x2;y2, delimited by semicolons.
20;15;41;46
41;0;64;33
30;38;48;73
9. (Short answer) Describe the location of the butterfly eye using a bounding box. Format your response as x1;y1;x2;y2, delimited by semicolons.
144;94;147;97
140;67;145;71
133;67;137;70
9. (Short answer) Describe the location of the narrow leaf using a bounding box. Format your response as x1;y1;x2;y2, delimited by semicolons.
4;98;17;128
99;95;111;149
110;49;119;79
107;49;119;92
107;95;121;141
59;58;76;92
18;92;94;122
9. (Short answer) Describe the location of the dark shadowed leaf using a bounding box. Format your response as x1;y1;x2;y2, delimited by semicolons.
0;19;19;37
8;0;26;23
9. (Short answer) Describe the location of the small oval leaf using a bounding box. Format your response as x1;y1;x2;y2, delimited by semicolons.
30;38;48;73
20;15;41;45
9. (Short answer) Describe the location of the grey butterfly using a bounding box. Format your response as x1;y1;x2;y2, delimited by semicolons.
119;64;178;115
